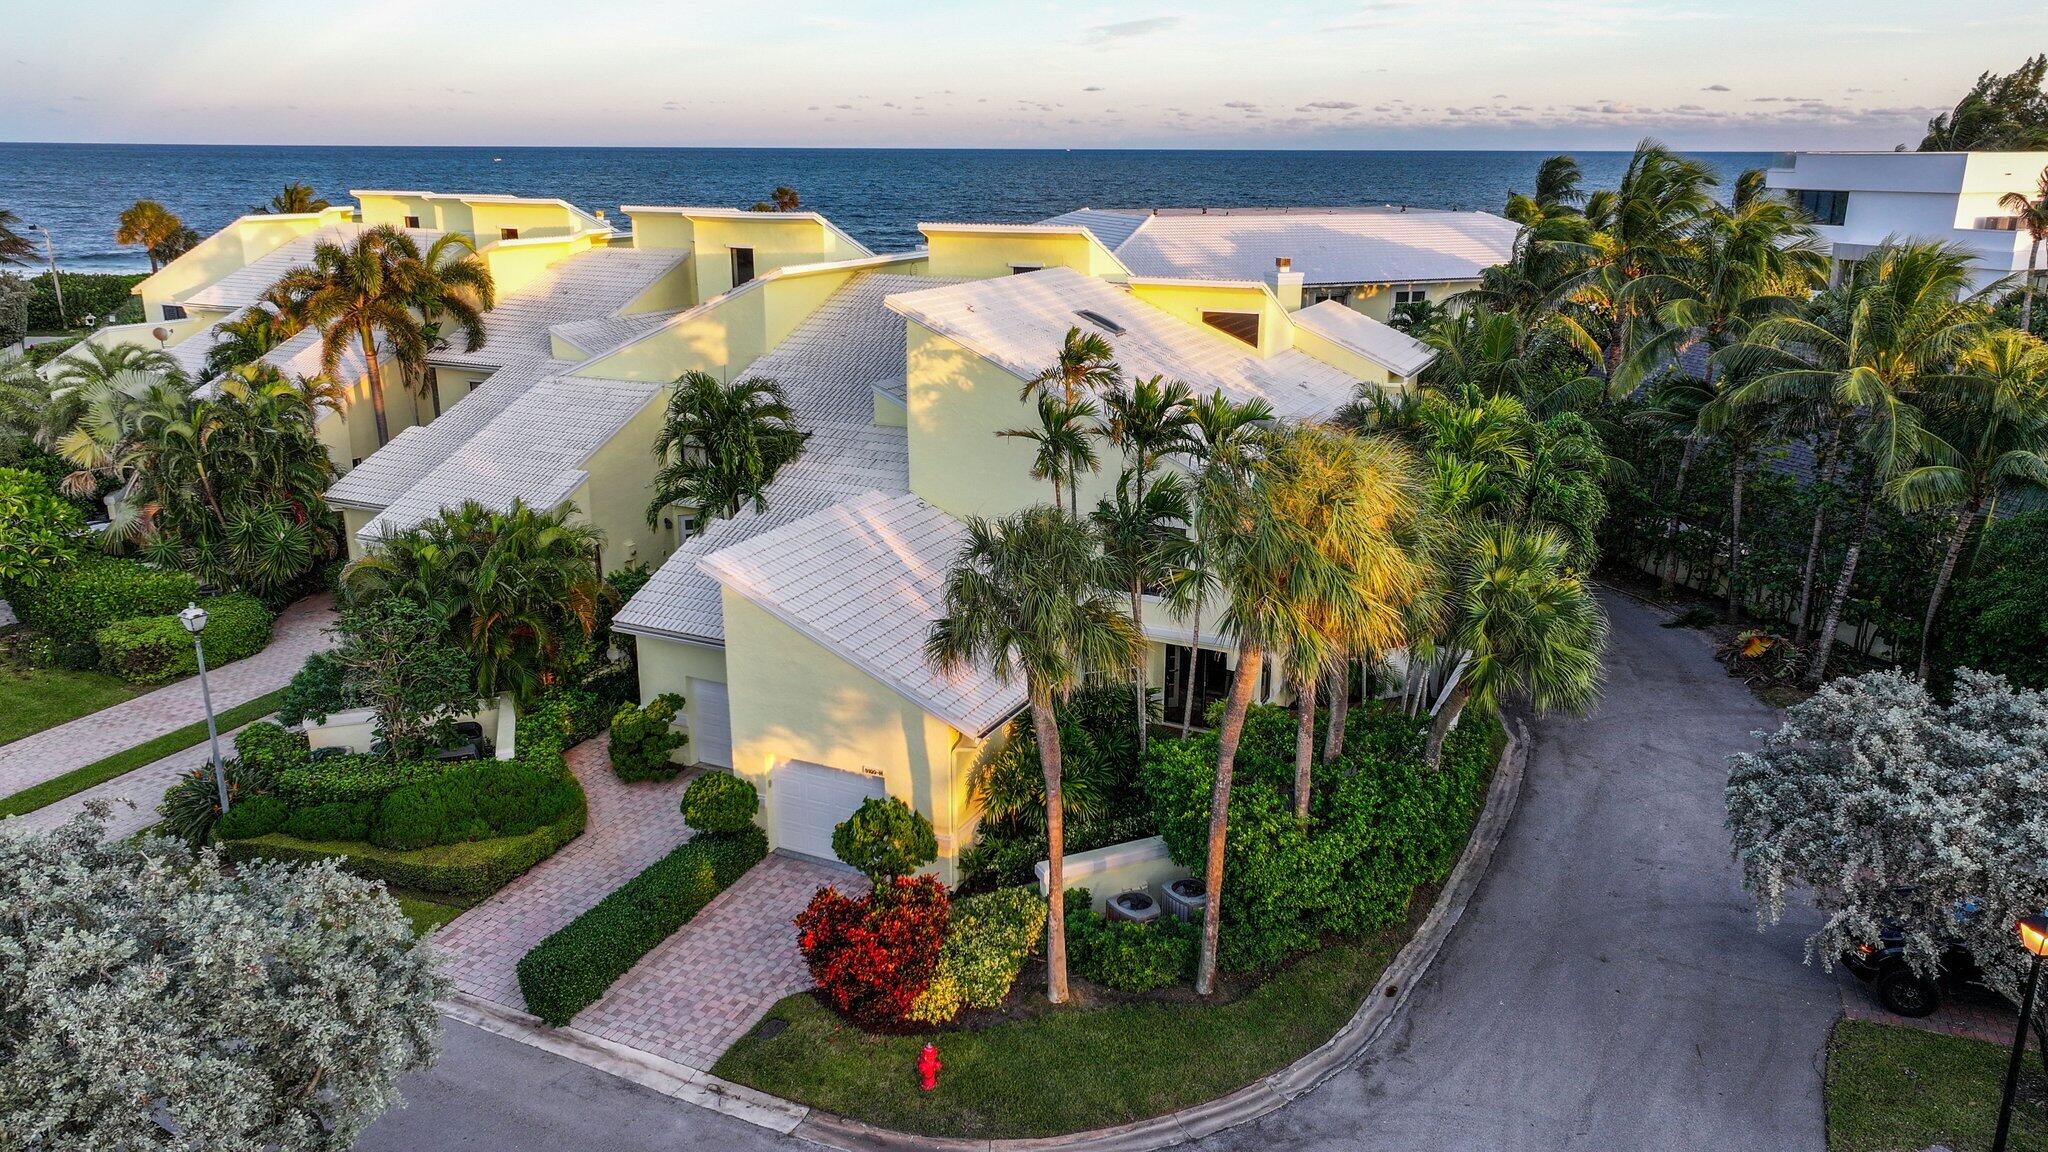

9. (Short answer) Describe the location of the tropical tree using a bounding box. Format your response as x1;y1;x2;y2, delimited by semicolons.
1424;523;1606;768
646;372;809;528
1164;391;1271;735
1919;54;2048;152
344;498;608;702
1998;167;2048;331
1091;470;1191;755
0;207;34;266
749;186;802;212
1096;375;1196;747
270;225;494;446
114;200;190;273
1891;328;2048;679
256;182;331;215
201;305;301;379
927;506;1146;1005
1025;326;1121;407
999;393;1099;512
42;354;187;498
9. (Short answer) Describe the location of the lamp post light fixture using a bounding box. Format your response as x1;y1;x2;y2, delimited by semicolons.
1991;913;2048;1152
178;602;230;815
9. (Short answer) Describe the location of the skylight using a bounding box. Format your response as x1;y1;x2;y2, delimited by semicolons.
1075;309;1126;336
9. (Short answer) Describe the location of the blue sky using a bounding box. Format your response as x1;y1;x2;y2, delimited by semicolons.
2;1;2034;149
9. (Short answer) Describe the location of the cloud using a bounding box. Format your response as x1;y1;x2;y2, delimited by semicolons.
1223;100;1260;110
1297;100;1360;111
1702;84;1731;92
1085;16;1184;43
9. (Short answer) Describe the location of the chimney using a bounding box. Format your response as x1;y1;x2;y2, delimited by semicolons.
1274;256;1304;311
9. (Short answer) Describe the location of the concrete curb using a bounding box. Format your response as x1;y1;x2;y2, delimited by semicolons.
445;721;1530;1151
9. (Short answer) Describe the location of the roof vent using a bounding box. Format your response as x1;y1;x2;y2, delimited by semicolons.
1076;309;1126;336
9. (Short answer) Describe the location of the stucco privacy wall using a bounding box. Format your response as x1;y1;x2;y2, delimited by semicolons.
1126;279;1292;357
719;590;981;881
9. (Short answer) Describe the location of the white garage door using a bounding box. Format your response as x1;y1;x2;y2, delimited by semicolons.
772;760;888;864
687;678;731;768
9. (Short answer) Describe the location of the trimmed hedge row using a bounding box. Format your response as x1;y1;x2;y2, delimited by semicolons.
10;556;199;667
219;797;588;901
516;827;767;1026
96;593;275;683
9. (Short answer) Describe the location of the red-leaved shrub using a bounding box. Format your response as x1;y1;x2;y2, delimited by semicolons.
794;875;950;1027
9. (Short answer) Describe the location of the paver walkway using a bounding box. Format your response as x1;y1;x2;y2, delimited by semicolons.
0;593;336;798
436;736;695;1009
575;852;862;1070
4;714;270;841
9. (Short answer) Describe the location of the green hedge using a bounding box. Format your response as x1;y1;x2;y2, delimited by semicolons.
1063;888;1199;993
221;795;588;901
516;827;767;1025
11;556;199;667
95;593;274;683
25;272;146;332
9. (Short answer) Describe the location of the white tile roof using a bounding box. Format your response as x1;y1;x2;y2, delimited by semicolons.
549;311;676;359
325;356;561;510
882;266;1360;422
701;490;1025;737
434;246;688;368
613;271;961;645
1035;207;1519;287
1291;300;1437;378
357;373;662;543
182;225;445;311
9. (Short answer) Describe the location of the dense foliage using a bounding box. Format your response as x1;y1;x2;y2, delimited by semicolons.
831;795;939;881
0;812;445;1150
679;769;759;835
9;555;198;667
95;592;273;682
1935;509;2048;690
22;271;148;331
325;595;482;759
0;465;82;589
796;876;952;1028
608;692;688;781
906;886;1048;1024
1064;892;1201;993
648;371;810;528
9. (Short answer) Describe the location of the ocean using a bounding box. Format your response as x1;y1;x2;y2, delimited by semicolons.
0;144;1776;273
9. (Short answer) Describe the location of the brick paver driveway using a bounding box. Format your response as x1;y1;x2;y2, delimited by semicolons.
575;852;862;1070
436;736;695;1008
0;594;336;798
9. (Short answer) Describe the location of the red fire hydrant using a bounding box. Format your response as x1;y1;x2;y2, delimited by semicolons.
916;1042;942;1092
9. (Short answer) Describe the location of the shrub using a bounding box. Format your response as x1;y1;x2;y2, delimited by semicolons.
273;754;447;809
282;801;372;842
831;796;937;881
517;688;608;749
608;694;688;781
679;771;758;835
0;466;84;592
516;827;767;1025
366;756;580;850
371;786;449;852
907;885;1048;1024
11;556;198;667
796;875;951;1028
1063;890;1198;993
277;650;356;726
96;593;274;683
156;757;270;845
233;722;310;780
214;793;289;840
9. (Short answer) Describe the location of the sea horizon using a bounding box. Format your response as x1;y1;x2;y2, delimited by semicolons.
1;142;1776;273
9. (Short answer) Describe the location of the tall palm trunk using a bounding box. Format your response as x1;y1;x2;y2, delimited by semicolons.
1792;426;1844;647
1130;577;1149;756
1291;671;1316;821
1196;639;1264;996
1423;681;1473;769
1321;663;1349;765
2024;236;2041;333
1725;448;1747;623
1917;493;1985;681
1179;597;1205;736
1658;437;1702;595
1030;688;1071;1005
1806;478;1876;688
358;318;391;446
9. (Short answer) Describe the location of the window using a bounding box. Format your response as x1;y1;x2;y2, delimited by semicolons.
1202;310;1261;346
1010;264;1043;274
403;215;421;229
499;227;521;240
1979;215;2024;232
1792;189;1849;227
159;304;187;321
730;246;756;286
1393;286;1428;308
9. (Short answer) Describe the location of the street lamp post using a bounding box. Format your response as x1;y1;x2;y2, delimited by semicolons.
178;602;230;814
33;226;65;329
1991;914;2048;1152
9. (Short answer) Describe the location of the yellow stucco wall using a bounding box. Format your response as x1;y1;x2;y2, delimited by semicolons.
340;508;377;563
1126;280;1292;358
1289;326;1399;388
566;392;670;576
134;207;351;323
922;229;1126;280
720;591;981;876
624;211;868;299
1346;279;1480;322
481;233;607;297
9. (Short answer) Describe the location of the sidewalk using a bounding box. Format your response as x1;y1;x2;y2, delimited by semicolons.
3;714;272;841
0;594;335;798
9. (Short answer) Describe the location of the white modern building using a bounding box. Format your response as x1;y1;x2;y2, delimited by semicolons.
1765;150;2048;294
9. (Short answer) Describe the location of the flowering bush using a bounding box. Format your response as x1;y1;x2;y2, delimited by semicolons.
796;875;950;1028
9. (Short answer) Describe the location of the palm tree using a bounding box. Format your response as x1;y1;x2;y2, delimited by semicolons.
749;186;803;212
1505;155;1586;227
257;183;331;215
1166;391;1271;736
1097;376;1195;749
271;226;494;446
115;201;189;273
647;372;809;529
202;306;301;379
927;506;1146;1005
999;393;1098;512
1730;241;1985;685
1025;326;1121;407
1424;523;1606;768
1999;167;2048;332
42;343;182;493
0;208;35;266
1892;328;2048;679
1192;424;1424;992
1091;470;1192;755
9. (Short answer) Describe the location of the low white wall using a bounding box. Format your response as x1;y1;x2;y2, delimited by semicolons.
303;695;517;760
1035;835;1191;913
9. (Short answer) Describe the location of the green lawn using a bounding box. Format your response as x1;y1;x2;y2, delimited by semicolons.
714;927;1406;1139
396;895;466;936
0;687;290;818
0;662;146;747
1828;1018;2048;1151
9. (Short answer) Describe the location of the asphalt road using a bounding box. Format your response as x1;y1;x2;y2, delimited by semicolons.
356;590;1840;1152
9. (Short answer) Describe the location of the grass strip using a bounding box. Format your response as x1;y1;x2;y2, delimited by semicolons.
0;664;147;747
1826;1018;2048;1151
0;687;290;818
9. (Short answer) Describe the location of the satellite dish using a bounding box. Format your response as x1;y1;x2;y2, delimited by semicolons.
151;327;169;342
